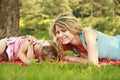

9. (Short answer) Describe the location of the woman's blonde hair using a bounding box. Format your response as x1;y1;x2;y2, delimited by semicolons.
49;13;83;58
50;13;83;37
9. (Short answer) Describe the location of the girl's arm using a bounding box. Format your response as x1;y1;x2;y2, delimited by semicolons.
84;29;98;65
18;40;34;64
27;35;39;62
26;42;34;59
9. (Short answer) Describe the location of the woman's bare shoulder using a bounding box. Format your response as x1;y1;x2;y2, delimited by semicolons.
83;28;97;37
83;28;94;32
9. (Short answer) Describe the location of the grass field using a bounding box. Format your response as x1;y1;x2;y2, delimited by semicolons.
0;62;120;80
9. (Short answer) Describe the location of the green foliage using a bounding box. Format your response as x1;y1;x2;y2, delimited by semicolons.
19;0;120;38
92;16;120;35
19;0;71;28
0;63;120;80
20;19;54;39
69;0;120;17
78;16;120;36
20;16;120;40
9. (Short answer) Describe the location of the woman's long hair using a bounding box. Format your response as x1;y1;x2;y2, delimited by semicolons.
49;13;83;58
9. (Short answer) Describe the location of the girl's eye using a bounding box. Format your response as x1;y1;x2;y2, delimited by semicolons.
37;43;40;45
39;45;42;48
38;44;42;49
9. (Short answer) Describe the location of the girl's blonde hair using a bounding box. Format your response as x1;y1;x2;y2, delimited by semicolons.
37;40;60;62
49;13;83;58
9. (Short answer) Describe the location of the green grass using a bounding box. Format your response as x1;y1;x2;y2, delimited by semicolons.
0;62;120;80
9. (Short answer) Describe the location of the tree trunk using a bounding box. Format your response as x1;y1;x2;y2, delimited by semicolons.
0;0;19;39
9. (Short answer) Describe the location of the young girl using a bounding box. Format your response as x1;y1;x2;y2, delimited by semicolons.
0;35;60;64
50;13;120;66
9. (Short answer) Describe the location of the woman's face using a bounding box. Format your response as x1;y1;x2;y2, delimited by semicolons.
55;25;75;44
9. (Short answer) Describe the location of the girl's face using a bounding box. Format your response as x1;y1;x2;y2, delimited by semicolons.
55;25;75;44
34;40;58;62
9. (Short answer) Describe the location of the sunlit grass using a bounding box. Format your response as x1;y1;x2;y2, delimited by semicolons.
0;62;120;80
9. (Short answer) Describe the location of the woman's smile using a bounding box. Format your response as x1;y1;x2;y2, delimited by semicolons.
55;25;75;44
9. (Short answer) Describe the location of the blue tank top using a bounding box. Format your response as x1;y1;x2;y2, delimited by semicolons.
72;30;120;60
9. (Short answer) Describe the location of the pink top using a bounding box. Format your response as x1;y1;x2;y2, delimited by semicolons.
6;36;36;61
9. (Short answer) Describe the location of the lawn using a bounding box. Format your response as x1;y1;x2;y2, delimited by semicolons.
0;62;120;80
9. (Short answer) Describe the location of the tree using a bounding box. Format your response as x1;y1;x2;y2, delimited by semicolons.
0;0;19;39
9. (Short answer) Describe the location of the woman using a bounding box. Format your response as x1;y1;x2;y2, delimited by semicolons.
50;13;120;66
0;35;60;65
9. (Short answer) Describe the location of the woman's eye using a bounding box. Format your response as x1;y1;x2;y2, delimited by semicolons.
56;29;66;34
56;31;59;34
62;29;66;32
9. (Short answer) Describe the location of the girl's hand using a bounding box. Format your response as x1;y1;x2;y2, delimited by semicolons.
30;59;40;63
27;35;36;44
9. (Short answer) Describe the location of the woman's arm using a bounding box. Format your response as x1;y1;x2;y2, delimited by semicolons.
84;29;98;65
62;54;88;64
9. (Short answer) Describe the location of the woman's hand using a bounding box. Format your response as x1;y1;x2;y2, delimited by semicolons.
62;54;88;64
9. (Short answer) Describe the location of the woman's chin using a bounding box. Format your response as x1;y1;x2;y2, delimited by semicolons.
61;41;70;45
